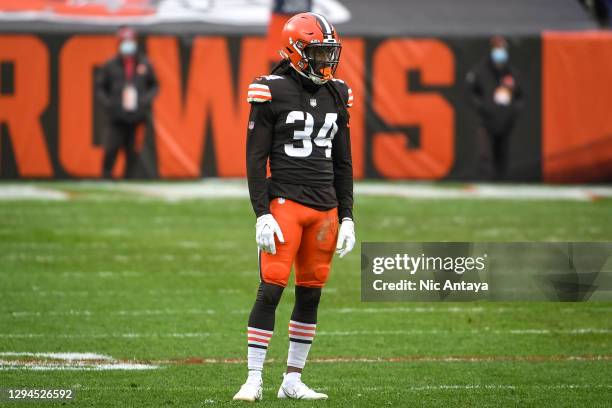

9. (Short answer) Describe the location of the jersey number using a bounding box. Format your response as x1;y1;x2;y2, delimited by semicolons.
284;111;338;158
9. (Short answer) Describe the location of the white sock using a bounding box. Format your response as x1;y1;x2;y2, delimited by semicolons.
247;345;267;371
248;369;262;381
287;320;316;369
284;371;301;384
247;327;272;371
287;341;311;368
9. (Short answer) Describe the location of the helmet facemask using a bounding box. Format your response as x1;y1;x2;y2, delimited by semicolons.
302;43;341;84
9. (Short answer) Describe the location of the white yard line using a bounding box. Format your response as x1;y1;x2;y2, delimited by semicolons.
561;307;612;313
90;180;612;202
73;383;611;394
368;384;612;391
5;289;204;297
0;185;68;201
62;271;143;278
356;183;612;201
0;328;609;339
330;306;511;313
5;307;497;317
0;352;158;371
0;352;112;360
92;355;612;364
2;181;611;202
1;353;610;372
7;309;217;318
0;361;158;371
120;180;249;201
317;328;612;336
0;333;210;339
4;306;612;318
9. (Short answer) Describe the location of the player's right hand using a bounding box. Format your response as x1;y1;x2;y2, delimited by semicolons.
256;214;285;255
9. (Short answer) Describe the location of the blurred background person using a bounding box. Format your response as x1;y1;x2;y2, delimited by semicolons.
96;26;158;179
578;0;611;27
466;36;523;181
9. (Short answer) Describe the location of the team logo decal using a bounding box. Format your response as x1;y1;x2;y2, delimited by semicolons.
310;98;317;107
248;121;255;130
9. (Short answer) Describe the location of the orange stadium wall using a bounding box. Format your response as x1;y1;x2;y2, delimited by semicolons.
542;31;612;182
0;32;609;182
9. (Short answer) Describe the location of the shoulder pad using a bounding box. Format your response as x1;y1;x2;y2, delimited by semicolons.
332;78;353;108
247;82;272;104
258;75;284;81
247;75;288;103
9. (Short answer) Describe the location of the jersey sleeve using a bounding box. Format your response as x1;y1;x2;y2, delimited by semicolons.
332;78;354;108
346;85;354;108
246;75;286;104
332;120;354;221
246;81;272;104
330;78;354;220
246;78;276;217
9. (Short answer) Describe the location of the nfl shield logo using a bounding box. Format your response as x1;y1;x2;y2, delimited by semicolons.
310;98;317;107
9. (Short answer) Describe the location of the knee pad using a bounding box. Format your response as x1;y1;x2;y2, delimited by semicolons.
313;265;330;286
291;286;322;324
256;282;284;309
261;259;292;287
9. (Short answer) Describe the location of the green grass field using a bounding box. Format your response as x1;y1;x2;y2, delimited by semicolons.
0;182;611;407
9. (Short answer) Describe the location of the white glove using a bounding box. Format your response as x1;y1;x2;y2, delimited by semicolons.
256;214;284;255
336;218;355;258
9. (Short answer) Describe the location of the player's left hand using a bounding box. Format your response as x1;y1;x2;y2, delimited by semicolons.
336;218;355;258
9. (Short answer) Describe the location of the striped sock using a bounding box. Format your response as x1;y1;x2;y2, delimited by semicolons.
287;320;316;369
247;327;273;371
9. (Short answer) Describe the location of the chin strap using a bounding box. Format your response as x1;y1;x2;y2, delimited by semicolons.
309;75;328;85
289;61;329;85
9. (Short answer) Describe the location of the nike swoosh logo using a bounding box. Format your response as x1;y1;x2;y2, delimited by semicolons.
282;386;298;399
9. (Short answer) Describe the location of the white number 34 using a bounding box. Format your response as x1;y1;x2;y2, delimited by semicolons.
284;111;338;158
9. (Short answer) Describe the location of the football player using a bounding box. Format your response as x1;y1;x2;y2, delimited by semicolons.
233;12;355;402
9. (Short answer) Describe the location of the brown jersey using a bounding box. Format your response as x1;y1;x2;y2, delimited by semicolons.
246;69;354;221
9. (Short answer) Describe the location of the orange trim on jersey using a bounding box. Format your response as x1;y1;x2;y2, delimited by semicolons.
247;93;272;100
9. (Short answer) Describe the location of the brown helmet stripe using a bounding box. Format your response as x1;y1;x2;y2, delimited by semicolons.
310;12;334;37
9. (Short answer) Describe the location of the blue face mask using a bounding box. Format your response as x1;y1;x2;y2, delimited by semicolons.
119;40;137;56
491;47;508;65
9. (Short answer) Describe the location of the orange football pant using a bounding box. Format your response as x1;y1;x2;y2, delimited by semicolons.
259;198;339;288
